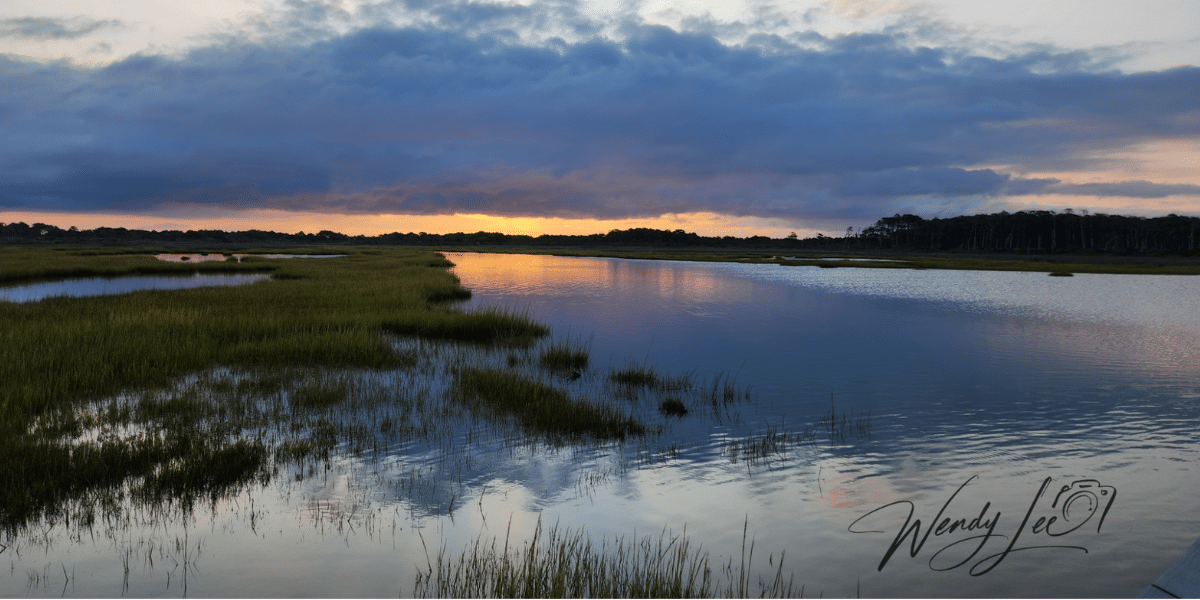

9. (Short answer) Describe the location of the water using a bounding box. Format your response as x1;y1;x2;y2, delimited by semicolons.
3;253;1197;598
0;273;271;303
440;253;1200;597
153;254;345;262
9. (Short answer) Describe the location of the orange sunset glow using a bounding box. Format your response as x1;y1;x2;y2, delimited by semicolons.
0;210;821;239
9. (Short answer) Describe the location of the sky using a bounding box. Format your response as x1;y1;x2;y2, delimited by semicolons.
1;0;1198;237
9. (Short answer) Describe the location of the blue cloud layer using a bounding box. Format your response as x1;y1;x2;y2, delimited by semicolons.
1;0;1197;224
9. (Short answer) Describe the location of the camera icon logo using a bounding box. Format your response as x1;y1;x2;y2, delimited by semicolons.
1048;479;1116;536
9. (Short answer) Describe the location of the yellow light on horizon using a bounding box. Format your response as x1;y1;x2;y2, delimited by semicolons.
0;209;819;239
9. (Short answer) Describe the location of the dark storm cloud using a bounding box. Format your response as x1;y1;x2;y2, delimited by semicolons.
1;1;1197;224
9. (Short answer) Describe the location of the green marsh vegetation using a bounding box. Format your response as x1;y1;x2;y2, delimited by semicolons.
453;367;646;442
415;518;801;599
538;335;591;373
0;247;555;531
610;362;661;388
0;246;271;285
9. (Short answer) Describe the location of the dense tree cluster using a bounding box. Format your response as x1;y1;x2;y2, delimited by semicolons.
3;211;1198;255
855;211;1200;254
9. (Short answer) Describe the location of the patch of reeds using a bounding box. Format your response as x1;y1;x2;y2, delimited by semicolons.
610;363;658;388
658;398;688;417
720;398;873;465
0;247;556;531
722;422;815;464
381;306;549;346
704;373;750;423
414;518;801;599
605;364;747;425
453;368;646;442
137;438;270;505
6;339;761;530
0;246;271;286
821;395;872;443
538;337;590;374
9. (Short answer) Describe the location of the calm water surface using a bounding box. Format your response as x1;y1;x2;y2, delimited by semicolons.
153;254;345;262
2;253;1196;598
442;253;1200;598
0;273;270;303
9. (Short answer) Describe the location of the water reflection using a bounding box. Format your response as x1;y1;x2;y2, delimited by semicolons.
448;252;753;305
444;252;1200;598
4;252;1197;598
0;272;271;302
154;253;344;262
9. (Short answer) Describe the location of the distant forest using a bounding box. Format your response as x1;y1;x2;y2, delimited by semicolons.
3;210;1198;255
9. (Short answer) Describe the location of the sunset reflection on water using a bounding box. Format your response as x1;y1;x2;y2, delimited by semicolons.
448;252;752;304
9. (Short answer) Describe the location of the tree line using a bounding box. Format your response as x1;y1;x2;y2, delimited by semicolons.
0;223;785;248
854;210;1199;254
2;210;1198;255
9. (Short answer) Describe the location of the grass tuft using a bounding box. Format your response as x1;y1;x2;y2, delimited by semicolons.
415;518;801;598
610;363;658;388
658;398;688;417
381;306;549;346
454;368;646;441
538;338;590;373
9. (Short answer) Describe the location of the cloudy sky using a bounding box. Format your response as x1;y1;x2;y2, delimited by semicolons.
1;0;1197;237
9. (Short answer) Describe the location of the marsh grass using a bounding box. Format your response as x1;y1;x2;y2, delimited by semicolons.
721;400;873;465
611;363;659;387
610;363;693;398
821;396;872;443
538;337;590;373
704;373;751;424
0;247;271;286
722;422;813;465
381;306;549;346
658;398;688;417
415;517;800;599
453;368;647;442
1;357;494;530
0;247;551;531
